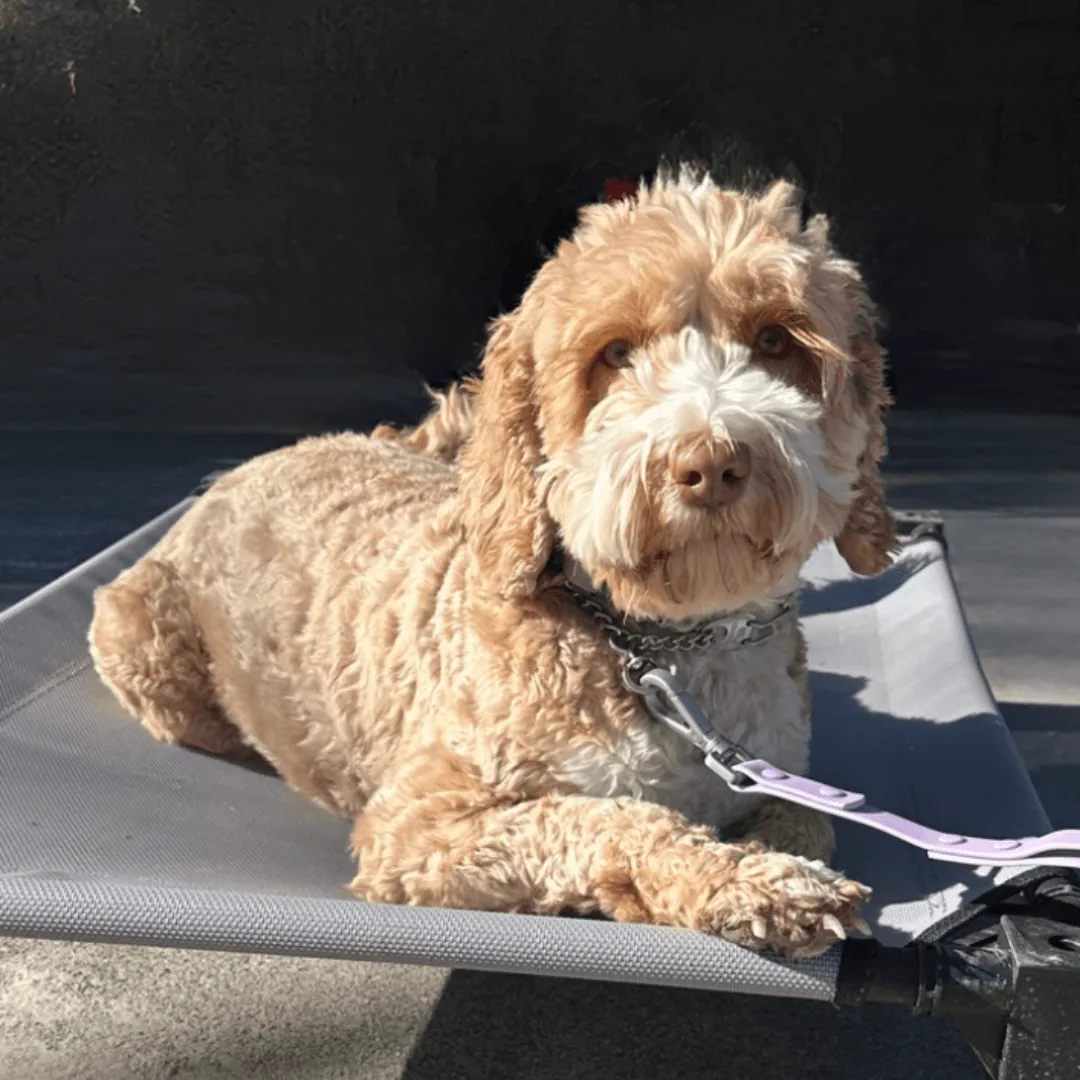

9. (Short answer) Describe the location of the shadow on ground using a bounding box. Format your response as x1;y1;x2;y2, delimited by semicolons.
401;970;981;1080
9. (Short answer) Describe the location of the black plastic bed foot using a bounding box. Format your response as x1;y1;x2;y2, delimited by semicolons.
839;876;1080;1079
978;916;1080;1079
931;913;1080;1080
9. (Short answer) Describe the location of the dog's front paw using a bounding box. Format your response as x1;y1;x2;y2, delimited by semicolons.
699;849;870;958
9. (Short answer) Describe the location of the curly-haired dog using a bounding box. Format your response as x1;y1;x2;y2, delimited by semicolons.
89;168;895;956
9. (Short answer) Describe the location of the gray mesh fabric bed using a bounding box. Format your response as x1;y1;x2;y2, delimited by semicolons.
0;502;1052;1003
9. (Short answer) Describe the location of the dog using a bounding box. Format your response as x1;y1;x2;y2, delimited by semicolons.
89;166;894;957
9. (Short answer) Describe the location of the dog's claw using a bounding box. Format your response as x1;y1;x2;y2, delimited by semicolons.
853;916;872;938
751;918;768;940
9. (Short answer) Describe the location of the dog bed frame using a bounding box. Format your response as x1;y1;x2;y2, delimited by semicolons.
2;504;1079;1079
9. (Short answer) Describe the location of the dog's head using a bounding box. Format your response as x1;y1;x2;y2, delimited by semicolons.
460;167;896;620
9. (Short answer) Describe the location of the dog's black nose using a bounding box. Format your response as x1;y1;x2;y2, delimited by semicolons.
669;440;751;508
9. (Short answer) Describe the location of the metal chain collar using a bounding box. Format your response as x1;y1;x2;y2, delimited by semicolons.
562;580;796;661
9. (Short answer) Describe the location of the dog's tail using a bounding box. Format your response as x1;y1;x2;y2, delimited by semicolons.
370;378;479;464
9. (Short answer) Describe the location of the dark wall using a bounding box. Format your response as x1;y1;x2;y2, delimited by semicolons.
2;0;1078;430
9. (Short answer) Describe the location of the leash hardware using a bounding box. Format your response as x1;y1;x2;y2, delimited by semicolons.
621;662;1080;870
621;662;754;786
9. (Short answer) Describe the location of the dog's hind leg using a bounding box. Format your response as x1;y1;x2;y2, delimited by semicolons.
88;557;250;758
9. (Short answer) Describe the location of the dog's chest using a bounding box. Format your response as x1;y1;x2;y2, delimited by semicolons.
555;630;809;832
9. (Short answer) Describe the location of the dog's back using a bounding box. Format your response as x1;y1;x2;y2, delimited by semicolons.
89;432;465;815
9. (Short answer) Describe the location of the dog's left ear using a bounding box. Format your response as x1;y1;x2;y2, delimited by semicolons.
459;308;555;598
803;212;898;577
834;284;898;577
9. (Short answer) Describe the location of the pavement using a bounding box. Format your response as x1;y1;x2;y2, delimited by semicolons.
1;410;1078;1080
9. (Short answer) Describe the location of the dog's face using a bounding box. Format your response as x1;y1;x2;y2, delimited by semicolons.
462;169;895;620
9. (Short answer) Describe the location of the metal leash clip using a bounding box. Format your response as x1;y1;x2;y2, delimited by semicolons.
622;662;755;787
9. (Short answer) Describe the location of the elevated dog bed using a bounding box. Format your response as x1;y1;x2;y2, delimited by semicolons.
2;504;1078;1078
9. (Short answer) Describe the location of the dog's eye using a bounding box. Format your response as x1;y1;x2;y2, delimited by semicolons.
600;339;633;368
756;325;791;357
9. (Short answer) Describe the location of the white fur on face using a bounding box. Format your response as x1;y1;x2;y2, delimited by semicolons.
540;326;855;594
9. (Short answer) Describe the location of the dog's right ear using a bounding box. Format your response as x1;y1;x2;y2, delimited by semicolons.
460;310;555;599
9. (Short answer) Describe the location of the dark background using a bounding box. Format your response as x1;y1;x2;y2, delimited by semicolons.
2;0;1079;431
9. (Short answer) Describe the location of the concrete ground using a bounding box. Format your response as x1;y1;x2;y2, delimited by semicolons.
1;411;1078;1080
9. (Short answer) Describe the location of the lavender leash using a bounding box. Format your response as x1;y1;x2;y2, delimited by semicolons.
629;665;1080;872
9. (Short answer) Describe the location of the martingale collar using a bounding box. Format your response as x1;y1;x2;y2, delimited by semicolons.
545;546;796;658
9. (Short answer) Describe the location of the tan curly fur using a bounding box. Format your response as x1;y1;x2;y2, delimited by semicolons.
371;378;480;464
89;168;895;957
